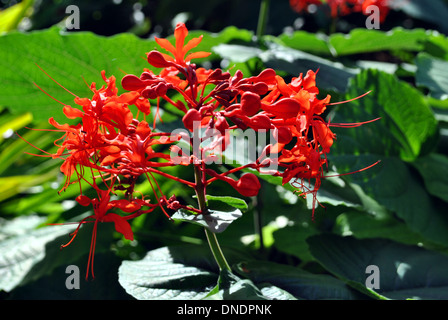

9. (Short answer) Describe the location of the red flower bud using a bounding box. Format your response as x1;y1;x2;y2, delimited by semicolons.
121;74;145;91
273;126;293;145
241;91;261;117
261;98;302;119
76;195;91;206
182;108;202;131
147;51;174;68
215;115;229;134
234;173;261;197
249;114;272;130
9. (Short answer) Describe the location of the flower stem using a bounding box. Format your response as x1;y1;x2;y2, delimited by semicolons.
194;164;231;271
204;228;231;271
256;0;270;39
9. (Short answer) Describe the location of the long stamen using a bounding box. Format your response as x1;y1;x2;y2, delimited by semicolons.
35;64;79;98
86;220;98;280
323;160;381;178
326;90;372;106
329;117;381;128
33;82;71;107
16;132;59;157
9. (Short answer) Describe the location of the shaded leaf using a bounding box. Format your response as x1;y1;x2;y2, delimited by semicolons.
234;260;367;300
0;215;75;292
308;234;448;300
205;269;269;300
416;53;448;99
412;153;448;202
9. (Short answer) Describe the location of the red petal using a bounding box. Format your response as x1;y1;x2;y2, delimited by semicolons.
261;98;302;119
313;120;335;153
104;213;134;241
112;199;142;213
63;105;83;119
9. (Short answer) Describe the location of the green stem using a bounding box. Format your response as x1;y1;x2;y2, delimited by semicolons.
253;185;264;252
256;0;270;39
329;17;337;35
204;228;231;271
194;164;231;271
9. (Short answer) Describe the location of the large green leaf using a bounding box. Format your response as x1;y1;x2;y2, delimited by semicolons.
118;246;218;300
275;31;332;56
336;69;438;161
118;244;283;300
234;260;367;300
0;214;126;295
398;0;448;34
333;210;427;246
272;224;319;264
308;234;448;300
0;215;75;292
330;155;448;245
329;28;428;56
327;69;447;245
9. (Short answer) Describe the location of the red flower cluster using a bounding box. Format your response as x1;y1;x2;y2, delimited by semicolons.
290;0;391;22
29;23;376;280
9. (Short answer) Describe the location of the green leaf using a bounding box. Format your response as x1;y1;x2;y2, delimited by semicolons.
212;44;263;63
272;224;319;264
416;53;448;100
308;234;448;300
205;195;248;210
329;28;428;56
275;31;333;56
333;210;427;246
329;155;448;245
211;40;360;92
171;208;243;233
412;153;448;202
234;260;367;300
338;69;438;161
204;269;269;300
118;246;218;300
398;0;448;35
118;244;249;300
0;215;76;292
424;33;448;60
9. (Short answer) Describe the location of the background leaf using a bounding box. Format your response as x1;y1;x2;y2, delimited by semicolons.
308;234;448;300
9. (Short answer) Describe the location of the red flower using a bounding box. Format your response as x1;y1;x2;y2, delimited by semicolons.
24;23;381;282
149;23;211;68
60;183;156;280
290;0;392;22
